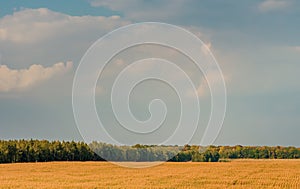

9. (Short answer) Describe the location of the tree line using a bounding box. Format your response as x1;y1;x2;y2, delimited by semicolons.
0;140;299;163
0;140;102;163
180;144;300;162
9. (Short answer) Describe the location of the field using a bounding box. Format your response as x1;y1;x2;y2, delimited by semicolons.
0;160;299;189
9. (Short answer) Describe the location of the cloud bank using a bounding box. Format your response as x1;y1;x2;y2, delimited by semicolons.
0;8;127;44
0;62;73;92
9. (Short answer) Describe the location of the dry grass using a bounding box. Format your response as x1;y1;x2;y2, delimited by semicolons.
0;160;299;188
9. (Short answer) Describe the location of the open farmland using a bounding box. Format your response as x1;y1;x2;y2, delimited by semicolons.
0;160;299;189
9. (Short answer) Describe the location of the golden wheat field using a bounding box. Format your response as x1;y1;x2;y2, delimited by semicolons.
0;160;299;189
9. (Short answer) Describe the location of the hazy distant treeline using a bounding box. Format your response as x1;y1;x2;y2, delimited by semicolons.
0;140;299;163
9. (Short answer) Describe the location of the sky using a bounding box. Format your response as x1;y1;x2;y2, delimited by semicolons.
0;0;299;146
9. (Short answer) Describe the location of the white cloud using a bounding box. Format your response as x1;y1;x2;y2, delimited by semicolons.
0;8;130;81
89;0;185;20
258;0;290;12
284;46;300;53
294;46;300;52
0;8;128;43
90;0;139;10
187;69;228;98
201;42;212;56
0;8;129;95
0;62;73;92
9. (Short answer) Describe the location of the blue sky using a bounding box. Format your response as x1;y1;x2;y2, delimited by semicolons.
0;0;299;146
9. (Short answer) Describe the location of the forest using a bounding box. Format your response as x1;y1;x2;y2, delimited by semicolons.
0;140;299;163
